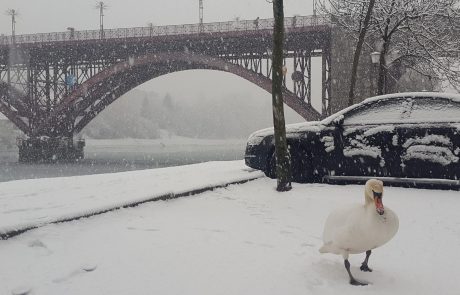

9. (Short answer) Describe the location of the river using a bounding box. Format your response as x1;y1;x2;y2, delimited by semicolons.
0;138;247;182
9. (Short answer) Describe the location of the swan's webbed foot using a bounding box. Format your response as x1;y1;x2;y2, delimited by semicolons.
360;250;373;272
344;259;368;286
360;263;373;272
350;278;368;286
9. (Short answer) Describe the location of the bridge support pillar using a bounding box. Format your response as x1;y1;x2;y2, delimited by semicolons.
17;136;85;163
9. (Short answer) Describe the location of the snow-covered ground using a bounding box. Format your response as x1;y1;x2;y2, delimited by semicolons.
0;161;261;236
1;160;459;295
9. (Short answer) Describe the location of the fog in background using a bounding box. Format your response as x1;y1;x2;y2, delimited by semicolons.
0;1;320;139
83;70;307;140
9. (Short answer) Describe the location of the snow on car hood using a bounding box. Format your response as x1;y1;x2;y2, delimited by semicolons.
247;121;324;146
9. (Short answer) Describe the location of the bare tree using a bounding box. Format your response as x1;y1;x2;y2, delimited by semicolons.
321;0;460;98
271;0;291;192
348;0;376;105
319;0;380;101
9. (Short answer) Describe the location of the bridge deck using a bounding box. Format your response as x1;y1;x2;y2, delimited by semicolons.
0;15;330;45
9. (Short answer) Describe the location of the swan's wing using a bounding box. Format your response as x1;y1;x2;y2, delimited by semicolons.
322;206;359;244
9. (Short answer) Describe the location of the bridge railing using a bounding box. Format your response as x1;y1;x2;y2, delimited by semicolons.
0;15;330;45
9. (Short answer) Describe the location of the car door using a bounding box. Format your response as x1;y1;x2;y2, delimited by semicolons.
335;97;409;177
397;96;460;179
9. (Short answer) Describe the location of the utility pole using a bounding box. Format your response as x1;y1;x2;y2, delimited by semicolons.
199;0;204;33
95;1;108;39
6;9;18;44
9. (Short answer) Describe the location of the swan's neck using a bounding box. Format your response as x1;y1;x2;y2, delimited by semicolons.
364;192;374;207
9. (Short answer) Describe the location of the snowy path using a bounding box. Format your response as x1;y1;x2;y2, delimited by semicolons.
0;170;459;294
0;160;263;238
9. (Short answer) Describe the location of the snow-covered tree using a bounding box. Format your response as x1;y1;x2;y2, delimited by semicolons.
320;0;460;96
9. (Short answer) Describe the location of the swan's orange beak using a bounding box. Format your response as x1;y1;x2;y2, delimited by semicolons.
374;196;384;215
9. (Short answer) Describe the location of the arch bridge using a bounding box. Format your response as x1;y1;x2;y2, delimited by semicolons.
0;15;332;161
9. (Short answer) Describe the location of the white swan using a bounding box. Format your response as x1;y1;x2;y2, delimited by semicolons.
319;179;399;285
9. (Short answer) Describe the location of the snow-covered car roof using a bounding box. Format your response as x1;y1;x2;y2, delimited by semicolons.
321;91;460;125
363;91;460;103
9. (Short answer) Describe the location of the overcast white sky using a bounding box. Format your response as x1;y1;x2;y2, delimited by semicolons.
0;0;314;34
0;0;319;123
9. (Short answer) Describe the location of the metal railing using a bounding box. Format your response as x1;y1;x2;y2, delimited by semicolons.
0;15;330;45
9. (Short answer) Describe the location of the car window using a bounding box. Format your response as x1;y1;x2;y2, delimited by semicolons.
406;97;460;123
343;98;408;125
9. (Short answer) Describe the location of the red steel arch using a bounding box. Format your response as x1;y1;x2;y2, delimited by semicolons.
0;82;31;134
33;52;321;136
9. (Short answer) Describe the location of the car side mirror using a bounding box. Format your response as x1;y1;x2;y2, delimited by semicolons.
333;115;344;127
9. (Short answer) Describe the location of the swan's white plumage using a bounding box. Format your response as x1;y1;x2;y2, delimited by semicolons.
319;179;399;259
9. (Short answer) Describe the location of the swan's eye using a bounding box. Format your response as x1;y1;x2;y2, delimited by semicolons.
373;190;382;198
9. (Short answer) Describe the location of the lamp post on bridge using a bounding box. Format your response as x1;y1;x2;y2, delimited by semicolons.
148;22;154;37
199;0;204;33
67;27;75;40
313;0;318;25
5;9;18;44
95;1;108;39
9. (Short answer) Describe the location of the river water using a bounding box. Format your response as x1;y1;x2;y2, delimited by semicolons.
0;138;247;182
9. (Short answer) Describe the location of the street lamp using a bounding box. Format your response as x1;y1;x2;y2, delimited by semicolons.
370;51;381;64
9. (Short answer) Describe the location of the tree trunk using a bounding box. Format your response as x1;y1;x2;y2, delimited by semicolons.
348;0;376;106
377;41;389;95
272;0;291;192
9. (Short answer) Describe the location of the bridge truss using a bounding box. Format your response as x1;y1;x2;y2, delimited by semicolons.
0;16;332;161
